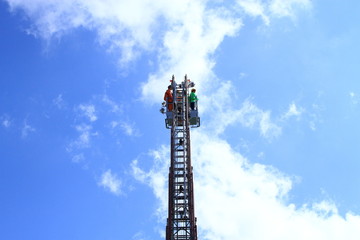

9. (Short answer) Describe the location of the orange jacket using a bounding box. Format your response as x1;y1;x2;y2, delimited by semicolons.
164;89;173;102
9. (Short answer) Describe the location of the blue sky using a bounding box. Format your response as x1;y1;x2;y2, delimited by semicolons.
1;0;360;239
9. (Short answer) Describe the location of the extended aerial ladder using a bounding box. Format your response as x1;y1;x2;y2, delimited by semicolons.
161;75;200;240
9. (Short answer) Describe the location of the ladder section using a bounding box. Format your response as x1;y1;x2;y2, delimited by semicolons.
166;82;197;240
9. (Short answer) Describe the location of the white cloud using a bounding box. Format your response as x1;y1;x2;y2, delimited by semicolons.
257;151;265;159
6;0;206;65
281;102;303;120
309;120;316;131
102;94;122;113
307;102;324;131
205;84;282;139
269;0;312;19
99;169;122;196
110;120;140;137
5;0;312;106
132;146;170;221
3;119;11;128
6;0;241;103
110;121;119;129
132;130;360;239
349;91;359;105
1;114;12;128
132;232;147;240
235;0;312;24
66;124;97;152
120;122;139;137
21;120;35;138
53;94;65;109
236;0;270;25
78;104;97;122
71;153;84;163
75;124;92;147
140;4;242;103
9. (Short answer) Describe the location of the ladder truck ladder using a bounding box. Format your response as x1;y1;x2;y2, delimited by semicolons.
166;75;198;240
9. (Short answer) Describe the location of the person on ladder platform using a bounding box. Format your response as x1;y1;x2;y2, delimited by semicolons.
189;88;198;110
164;85;173;111
162;76;200;129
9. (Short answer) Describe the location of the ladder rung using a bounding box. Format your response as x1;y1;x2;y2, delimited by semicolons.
174;174;185;177
174;168;185;171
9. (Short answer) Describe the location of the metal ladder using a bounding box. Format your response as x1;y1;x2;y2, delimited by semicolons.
166;79;197;240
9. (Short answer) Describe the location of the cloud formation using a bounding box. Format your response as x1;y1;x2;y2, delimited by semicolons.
349;91;359;105
203;82;282;139
53;94;66;109
236;0;312;24
110;120;140;137
78;104;97;122
132;130;360;239
1;114;12;128
281;102;303;120
21;120;36;138
99;169;122;196
68;124;93;150
132;146;169;220
6;0;311;105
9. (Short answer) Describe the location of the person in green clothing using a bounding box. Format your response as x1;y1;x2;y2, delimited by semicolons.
189;89;198;110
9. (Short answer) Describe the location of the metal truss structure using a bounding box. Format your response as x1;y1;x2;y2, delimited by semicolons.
164;75;200;240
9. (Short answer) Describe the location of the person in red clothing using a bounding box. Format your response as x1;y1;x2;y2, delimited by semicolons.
164;85;173;111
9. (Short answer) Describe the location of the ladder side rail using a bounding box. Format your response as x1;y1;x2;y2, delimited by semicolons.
184;78;198;240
